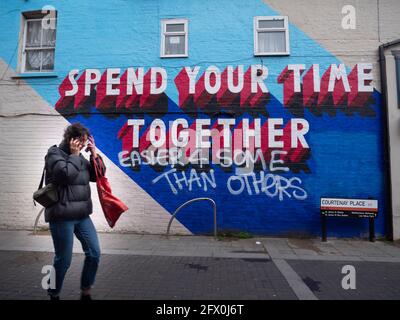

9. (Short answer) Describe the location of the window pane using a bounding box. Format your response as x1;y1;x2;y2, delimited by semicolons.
42;26;56;47
26;20;42;48
25;50;41;71
258;19;284;29
258;31;286;53
165;35;185;55
166;23;185;32
41;49;55;70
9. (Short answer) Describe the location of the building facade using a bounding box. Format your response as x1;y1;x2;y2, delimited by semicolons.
1;0;400;239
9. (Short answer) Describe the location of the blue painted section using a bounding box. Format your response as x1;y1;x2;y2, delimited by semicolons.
0;0;387;237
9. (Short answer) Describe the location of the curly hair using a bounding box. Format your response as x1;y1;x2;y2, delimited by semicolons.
62;122;90;143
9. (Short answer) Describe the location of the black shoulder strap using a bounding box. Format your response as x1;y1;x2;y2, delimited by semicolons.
33;150;53;206
33;160;46;207
37;146;56;190
38;166;46;190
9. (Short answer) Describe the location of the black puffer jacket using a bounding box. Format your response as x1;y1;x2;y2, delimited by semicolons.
44;140;105;222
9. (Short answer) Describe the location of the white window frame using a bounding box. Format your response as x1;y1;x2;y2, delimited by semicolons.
160;18;188;58
253;16;290;56
20;15;57;73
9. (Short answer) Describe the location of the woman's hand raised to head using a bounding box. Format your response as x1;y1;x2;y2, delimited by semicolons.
70;138;82;155
85;135;97;158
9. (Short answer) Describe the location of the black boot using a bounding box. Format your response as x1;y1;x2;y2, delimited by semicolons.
49;295;60;301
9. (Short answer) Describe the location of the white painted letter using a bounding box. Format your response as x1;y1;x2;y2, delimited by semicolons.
127;119;145;148
106;68;120;95
150;119;166;148
204;66;221;95
291;119;309;148
150;67;167;95
288;64;306;93
65;69;79;96
268;118;283;148
171;118;189;148
251;65;269;93
84;69;101;96
357;63;373;92
186;66;201;94
328;64;350;92
196;119;211;148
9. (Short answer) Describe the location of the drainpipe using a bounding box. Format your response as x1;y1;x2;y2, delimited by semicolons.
379;39;400;241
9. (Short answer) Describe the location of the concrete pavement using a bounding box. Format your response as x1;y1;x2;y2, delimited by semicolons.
1;230;400;300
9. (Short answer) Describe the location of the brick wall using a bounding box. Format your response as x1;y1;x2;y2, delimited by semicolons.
0;0;399;238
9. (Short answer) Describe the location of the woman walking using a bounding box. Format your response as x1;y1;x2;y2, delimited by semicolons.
44;122;105;300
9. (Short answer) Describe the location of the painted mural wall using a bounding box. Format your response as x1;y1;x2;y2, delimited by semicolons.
0;0;392;237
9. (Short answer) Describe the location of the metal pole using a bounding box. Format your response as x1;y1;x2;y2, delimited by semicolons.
33;207;45;235
321;215;327;242
167;198;217;240
369;217;376;242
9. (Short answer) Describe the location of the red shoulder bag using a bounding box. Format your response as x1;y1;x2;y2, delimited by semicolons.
93;156;128;228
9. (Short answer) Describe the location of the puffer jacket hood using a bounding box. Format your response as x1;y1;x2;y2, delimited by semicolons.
44;140;105;222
